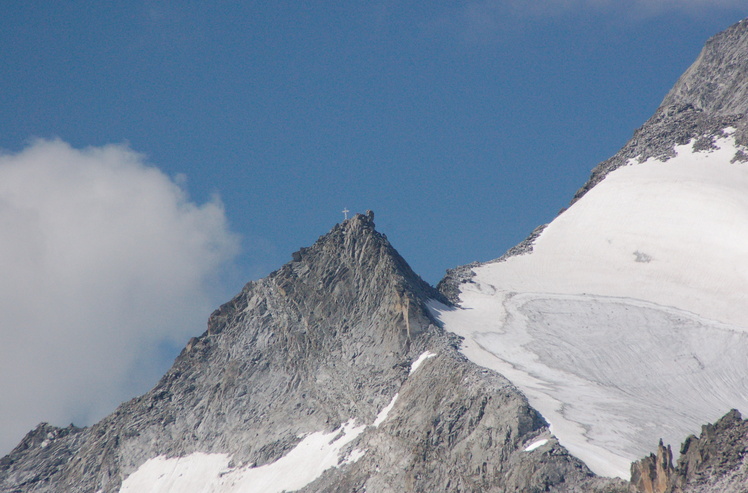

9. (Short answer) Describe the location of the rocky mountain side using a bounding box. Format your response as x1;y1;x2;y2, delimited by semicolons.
661;19;748;116
436;18;748;492
630;410;748;493
0;211;626;492
571;19;748;205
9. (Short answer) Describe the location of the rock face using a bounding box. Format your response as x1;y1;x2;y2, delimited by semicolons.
0;213;623;492
0;424;85;491
571;19;748;205
630;440;675;493
630;410;748;493
661;20;748;116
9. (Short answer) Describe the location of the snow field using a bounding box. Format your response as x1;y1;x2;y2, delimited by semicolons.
119;419;366;493
524;439;549;452
373;393;399;427
434;133;748;478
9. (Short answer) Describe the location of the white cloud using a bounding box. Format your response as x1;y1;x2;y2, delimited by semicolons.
0;139;239;454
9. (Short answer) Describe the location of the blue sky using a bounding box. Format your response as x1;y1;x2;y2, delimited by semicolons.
0;2;745;453
2;2;744;285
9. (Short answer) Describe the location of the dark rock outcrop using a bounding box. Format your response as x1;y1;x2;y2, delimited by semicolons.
630;410;748;493
674;409;748;490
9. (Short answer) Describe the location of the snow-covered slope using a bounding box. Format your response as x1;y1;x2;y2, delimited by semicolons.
434;131;748;478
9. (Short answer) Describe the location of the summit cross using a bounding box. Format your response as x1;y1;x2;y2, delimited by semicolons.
342;208;349;220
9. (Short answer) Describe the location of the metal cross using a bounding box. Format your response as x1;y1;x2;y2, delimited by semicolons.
342;208;349;220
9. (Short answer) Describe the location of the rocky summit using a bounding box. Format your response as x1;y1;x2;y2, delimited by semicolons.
4;19;748;493
0;211;619;492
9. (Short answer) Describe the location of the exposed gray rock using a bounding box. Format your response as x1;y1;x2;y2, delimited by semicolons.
437;262;480;305
0;213;623;492
673;409;748;492
300;348;627;493
661;19;748;116
0;423;85;493
437;223;548;303
630;410;748;493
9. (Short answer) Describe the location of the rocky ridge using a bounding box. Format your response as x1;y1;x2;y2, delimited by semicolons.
572;19;748;204
0;211;623;492
630;410;748;493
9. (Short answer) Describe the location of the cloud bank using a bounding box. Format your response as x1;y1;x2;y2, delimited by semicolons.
0;139;239;454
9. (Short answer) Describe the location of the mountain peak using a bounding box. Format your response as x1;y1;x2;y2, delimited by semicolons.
568;19;748;204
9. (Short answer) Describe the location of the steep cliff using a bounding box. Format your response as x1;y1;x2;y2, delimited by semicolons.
630;410;748;493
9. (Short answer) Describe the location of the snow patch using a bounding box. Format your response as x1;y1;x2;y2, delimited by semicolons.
119;391;409;492
524;439;549;452
344;448;367;464
409;351;436;375
119;420;366;493
373;393;399;427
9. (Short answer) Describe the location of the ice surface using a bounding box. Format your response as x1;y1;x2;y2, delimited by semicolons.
433;134;748;478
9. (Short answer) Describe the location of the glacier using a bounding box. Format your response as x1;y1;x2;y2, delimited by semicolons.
433;130;748;478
